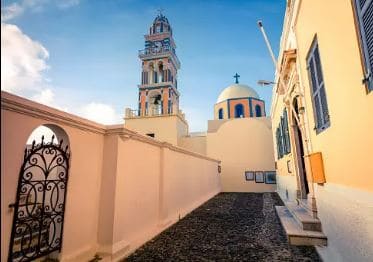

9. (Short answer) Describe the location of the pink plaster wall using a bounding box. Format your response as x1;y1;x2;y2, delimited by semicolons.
1;91;221;261
98;134;221;260
1;92;106;261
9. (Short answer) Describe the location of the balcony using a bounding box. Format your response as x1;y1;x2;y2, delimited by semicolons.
139;47;180;68
125;107;186;120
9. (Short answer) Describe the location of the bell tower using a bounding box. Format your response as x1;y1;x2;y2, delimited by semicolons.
125;11;188;145
138;12;180;116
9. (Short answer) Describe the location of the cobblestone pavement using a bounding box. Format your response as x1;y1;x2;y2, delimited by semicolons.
126;193;321;261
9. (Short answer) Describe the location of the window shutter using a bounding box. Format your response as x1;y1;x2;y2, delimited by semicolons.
356;0;373;91
283;109;291;154
308;41;330;132
276;128;281;159
314;93;323;128
279;118;284;158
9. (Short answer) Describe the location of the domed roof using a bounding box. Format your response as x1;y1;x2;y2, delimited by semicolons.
216;84;259;103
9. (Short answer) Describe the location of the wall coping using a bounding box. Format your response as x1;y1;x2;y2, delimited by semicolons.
1;91;107;134
1;91;220;164
106;126;220;163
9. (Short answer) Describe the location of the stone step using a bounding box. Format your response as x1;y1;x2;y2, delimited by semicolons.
275;206;327;246
286;202;322;232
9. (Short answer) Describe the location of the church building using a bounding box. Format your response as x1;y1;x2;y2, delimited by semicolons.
125;13;276;193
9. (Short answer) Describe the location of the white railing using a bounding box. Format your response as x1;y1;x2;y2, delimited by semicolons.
125;107;185;120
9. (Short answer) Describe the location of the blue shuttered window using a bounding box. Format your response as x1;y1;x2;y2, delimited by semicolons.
307;41;330;133
355;0;373;91
283;109;291;154
276;128;282;159
276;109;291;160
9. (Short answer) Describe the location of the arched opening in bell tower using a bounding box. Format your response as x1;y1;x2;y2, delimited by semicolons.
158;61;164;82
148;90;162;116
149;62;155;84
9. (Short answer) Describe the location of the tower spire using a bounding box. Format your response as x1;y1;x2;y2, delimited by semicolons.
157;8;164;16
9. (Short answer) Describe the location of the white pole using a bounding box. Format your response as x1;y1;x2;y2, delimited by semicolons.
257;20;287;93
257;20;277;68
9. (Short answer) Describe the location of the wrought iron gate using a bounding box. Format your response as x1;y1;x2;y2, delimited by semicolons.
8;136;70;262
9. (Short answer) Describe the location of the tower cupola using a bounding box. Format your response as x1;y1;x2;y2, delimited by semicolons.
150;13;172;35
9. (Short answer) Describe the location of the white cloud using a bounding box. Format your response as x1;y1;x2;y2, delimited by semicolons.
1;22;49;93
1;21;122;125
31;88;55;105
79;102;123;125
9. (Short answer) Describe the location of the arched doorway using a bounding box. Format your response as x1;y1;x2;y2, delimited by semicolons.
292;98;309;198
8;125;70;261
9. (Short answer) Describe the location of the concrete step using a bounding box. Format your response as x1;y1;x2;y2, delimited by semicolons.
286;202;322;232
275;206;327;246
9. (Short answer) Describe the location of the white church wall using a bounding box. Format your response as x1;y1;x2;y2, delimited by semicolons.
206;118;276;192
315;183;373;262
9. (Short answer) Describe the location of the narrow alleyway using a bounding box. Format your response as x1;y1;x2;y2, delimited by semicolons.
126;193;320;261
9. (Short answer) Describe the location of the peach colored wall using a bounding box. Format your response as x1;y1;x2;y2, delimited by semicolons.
96;131;220;260
179;135;207;155
125;114;188;146
163;147;220;221
1;92;105;262
229;99;249;118
1;91;220;261
207;118;276;192
295;0;373;191
214;101;228;120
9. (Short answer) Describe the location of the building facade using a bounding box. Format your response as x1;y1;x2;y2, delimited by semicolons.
272;0;373;261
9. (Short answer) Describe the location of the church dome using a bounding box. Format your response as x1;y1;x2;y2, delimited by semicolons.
216;84;259;103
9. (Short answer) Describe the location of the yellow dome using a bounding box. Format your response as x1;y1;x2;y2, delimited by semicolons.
216;84;259;103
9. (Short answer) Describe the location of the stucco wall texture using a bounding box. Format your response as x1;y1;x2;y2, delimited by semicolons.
1;91;221;261
272;0;373;261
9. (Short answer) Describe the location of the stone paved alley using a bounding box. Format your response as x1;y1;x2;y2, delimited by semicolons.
126;193;320;261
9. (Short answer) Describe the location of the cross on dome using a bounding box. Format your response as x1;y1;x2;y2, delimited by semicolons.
233;73;240;84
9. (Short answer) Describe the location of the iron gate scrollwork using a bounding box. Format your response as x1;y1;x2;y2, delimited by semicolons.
8;135;70;262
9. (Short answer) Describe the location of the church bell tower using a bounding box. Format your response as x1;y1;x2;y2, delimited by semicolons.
137;12;180;116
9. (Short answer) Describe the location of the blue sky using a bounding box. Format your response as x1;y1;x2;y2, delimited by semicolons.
1;0;285;131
